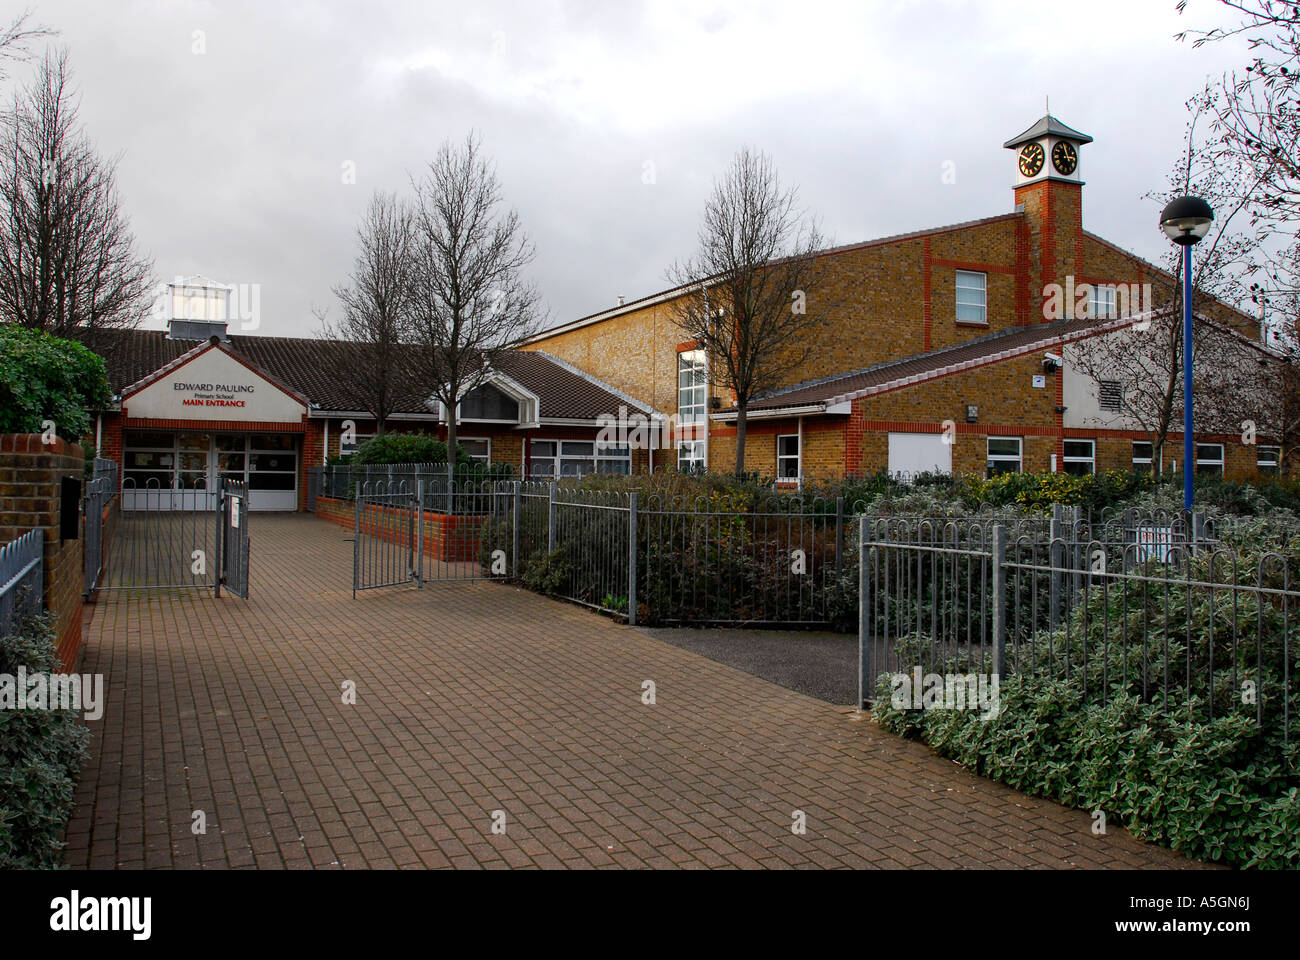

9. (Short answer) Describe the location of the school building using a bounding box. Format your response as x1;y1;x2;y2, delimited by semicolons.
522;113;1282;482
90;279;652;511
86;113;1281;507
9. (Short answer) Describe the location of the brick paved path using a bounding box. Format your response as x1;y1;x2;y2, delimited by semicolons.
65;515;1207;869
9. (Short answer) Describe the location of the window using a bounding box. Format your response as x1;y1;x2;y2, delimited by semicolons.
529;440;557;478
1089;284;1118;319
459;385;519;422
1258;445;1281;475
776;434;800;480
596;443;631;475
457;438;490;464
1062;439;1095;476
1196;443;1225;477
986;437;1022;476
1132;441;1165;473
677;439;706;472
123;431;175;490
955;271;987;325
1098;380;1123;414
678;350;707;425
528;439;629;478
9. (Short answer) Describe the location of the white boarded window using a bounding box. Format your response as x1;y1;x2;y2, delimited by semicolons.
1089;285;1118;319
955;271;987;325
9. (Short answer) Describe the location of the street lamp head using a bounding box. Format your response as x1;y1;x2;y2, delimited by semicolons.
1160;195;1215;246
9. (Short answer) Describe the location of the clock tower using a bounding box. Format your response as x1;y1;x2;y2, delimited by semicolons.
1005;113;1092;320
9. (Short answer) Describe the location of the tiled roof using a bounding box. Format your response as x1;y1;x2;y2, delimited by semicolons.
1003;114;1093;148
94;328;641;422
739;313;1160;413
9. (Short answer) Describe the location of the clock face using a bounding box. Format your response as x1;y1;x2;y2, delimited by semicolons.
1019;142;1045;178
1052;140;1078;176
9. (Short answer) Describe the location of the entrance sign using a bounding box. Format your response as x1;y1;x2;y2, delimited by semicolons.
125;347;306;422
1135;526;1173;563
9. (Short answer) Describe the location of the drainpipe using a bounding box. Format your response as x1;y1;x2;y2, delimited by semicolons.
95;414;102;458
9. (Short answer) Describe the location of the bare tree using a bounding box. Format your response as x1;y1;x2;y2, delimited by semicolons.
1073;107;1266;475
0;9;53;82
667;147;832;476
1178;1;1300;340
406;132;543;460
316;190;415;438
0;50;153;350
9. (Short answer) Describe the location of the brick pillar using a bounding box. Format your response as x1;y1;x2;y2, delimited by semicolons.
0;435;87;671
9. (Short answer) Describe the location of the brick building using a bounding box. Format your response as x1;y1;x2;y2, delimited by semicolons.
89;284;652;512
523;114;1280;482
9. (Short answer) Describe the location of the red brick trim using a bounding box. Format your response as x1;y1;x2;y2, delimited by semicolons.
676;339;702;353
1015;216;1031;325
922;237;932;352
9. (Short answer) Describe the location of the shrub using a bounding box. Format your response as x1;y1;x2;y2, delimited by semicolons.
0;612;91;869
0;326;111;442
523;548;570;596
874;541;1300;868
352;433;448;465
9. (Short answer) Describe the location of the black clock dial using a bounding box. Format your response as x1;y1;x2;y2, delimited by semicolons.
1052;140;1078;175
1019;142;1044;178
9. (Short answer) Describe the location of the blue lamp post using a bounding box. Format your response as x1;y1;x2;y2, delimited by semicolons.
1159;196;1215;512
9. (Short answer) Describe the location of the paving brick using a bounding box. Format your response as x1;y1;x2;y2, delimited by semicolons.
64;515;1209;871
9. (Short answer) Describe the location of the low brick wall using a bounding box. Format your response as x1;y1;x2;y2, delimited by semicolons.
314;497;488;563
0;434;87;671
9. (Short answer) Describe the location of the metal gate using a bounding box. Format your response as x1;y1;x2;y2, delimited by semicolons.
100;477;249;597
352;477;514;595
83;459;116;598
216;479;250;599
353;480;421;595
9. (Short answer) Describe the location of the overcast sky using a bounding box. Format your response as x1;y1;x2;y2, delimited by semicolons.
10;0;1254;339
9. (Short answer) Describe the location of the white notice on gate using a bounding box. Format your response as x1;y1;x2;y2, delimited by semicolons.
231;497;241;528
1135;526;1171;563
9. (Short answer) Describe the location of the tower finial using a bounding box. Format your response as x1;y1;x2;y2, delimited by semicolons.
1045;94;1050;115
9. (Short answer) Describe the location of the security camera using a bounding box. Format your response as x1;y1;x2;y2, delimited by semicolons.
1042;352;1063;372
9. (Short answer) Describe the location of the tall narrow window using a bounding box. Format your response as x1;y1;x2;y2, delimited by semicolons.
678;350;707;425
776;434;800;480
955;271;987;325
